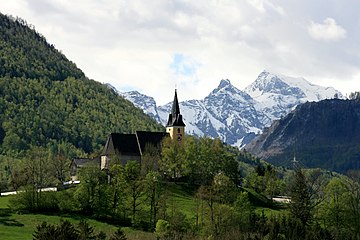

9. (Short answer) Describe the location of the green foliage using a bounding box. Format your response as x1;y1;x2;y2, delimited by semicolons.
0;77;164;154
78;219;96;240
316;177;350;238
159;137;186;180
33;219;79;240
234;192;254;229
316;172;360;239
155;219;170;240
161;136;240;185
289;169;313;226
74;164;109;215
33;219;128;240
244;164;285;199
0;14;84;81
0;13;164;156
109;227;127;240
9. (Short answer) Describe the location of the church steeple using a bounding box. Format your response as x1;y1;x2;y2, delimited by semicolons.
166;89;185;127
166;90;185;141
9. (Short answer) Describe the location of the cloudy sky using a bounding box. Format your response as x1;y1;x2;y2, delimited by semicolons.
2;0;360;104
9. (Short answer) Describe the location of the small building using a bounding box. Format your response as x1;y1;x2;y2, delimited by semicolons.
70;157;99;181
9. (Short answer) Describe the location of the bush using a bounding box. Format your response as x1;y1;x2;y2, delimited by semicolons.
155;219;170;240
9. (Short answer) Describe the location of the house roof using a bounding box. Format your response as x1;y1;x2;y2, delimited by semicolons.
136;131;169;155
72;158;99;167
166;90;186;127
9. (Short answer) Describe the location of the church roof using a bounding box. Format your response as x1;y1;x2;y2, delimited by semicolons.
102;133;140;156
101;132;169;157
136;131;169;155
166;90;186;127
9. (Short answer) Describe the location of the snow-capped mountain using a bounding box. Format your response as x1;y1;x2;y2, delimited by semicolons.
120;91;161;123
120;71;343;147
245;71;343;122
156;80;265;146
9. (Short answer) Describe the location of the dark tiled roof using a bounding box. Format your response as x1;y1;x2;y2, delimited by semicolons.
136;131;169;155
101;131;169;157
102;133;140;156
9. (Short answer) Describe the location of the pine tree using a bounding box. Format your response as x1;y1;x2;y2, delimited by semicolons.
109;227;127;240
289;168;312;226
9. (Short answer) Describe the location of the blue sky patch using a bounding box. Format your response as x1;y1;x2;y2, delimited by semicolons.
170;53;200;76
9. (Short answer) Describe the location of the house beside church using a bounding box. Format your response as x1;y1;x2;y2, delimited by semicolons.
70;90;186;179
70;157;99;181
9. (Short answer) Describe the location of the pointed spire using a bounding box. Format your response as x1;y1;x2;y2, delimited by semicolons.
172;89;181;117
166;89;185;127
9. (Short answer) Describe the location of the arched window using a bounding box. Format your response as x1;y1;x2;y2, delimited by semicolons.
177;128;180;133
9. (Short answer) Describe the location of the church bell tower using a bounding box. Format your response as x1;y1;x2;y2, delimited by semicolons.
166;90;186;141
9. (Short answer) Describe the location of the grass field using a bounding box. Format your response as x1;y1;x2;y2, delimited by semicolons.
0;184;285;239
165;182;198;218
0;195;155;240
0;183;197;240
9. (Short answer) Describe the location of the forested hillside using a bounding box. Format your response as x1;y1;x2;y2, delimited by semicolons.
246;98;360;173
0;13;164;155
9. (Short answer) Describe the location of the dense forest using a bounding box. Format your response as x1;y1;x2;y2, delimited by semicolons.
0;13;163;156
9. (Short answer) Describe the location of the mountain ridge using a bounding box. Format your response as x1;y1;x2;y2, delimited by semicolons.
245;98;360;173
121;70;343;147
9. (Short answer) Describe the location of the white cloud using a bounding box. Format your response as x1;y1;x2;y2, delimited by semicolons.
247;0;266;13
1;0;360;104
308;18;347;42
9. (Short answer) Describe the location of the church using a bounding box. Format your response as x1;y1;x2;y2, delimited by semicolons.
100;89;186;170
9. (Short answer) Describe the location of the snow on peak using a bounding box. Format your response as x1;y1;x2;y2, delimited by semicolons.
118;71;343;148
244;71;343;122
120;91;160;122
209;79;253;103
245;70;342;101
218;79;232;88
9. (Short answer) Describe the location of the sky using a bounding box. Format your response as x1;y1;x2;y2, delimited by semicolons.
2;0;360;104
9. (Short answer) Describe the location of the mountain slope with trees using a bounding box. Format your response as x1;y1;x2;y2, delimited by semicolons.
0;13;164;155
245;98;360;173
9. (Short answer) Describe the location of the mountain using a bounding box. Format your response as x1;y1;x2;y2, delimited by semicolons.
156;80;265;146
119;90;161;123
0;13;164;155
245;99;360;173
245;71;342;121
122;71;342;147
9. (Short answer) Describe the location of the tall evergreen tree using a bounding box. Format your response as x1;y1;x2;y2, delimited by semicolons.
289;168;312;226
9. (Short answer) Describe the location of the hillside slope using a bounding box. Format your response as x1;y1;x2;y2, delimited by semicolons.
245;99;360;173
0;13;164;154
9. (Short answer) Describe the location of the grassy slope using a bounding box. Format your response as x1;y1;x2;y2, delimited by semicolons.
0;196;155;240
166;182;198;218
0;185;285;239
